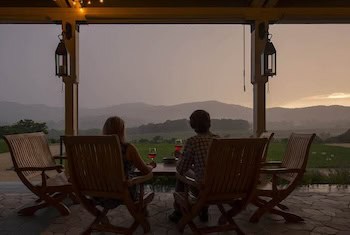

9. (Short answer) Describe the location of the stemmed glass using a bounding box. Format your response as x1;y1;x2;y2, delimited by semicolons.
148;147;157;163
175;139;183;152
174;139;183;159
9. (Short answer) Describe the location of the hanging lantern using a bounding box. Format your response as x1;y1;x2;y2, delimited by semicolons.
55;34;69;77
261;35;276;77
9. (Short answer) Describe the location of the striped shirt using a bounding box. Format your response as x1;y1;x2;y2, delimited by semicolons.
176;132;219;182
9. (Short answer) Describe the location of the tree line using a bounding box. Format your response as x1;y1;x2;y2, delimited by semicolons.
128;118;250;134
0;119;48;138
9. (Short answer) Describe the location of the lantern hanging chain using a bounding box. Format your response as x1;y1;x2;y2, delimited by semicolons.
243;25;246;92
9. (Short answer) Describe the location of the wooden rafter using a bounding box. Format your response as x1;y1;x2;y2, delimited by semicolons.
1;7;350;24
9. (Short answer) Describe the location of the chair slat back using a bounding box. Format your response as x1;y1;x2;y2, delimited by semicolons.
203;138;267;200
4;132;55;179
64;135;126;196
259;132;275;162
280;133;315;181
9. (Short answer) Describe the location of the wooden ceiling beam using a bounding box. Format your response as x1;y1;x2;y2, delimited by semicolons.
0;8;85;23
1;7;350;24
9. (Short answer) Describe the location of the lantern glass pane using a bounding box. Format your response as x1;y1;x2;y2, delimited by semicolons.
268;54;272;73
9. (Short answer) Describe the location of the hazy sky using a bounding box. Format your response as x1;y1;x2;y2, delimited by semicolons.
0;24;350;108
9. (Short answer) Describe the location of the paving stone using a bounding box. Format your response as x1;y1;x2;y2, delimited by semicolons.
302;208;324;216
1;190;350;234
313;226;339;234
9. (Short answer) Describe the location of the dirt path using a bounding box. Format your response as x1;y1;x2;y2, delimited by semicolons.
326;143;350;148
0;144;61;182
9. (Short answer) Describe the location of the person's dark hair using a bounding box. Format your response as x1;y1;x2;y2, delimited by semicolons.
189;110;211;134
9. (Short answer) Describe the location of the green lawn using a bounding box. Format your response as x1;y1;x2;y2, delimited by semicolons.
267;143;350;168
133;142;350;168
0;139;8;153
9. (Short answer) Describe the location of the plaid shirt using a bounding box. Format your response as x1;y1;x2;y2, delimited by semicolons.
176;132;219;182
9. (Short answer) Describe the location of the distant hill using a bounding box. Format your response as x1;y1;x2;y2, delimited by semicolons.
326;129;350;143
1;100;350;131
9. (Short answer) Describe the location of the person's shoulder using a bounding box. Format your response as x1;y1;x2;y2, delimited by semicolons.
186;135;197;141
124;143;138;153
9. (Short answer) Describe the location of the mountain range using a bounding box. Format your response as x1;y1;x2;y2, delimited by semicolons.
1;100;350;131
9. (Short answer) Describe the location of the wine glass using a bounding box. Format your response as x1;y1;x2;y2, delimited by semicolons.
148;147;157;163
175;139;183;152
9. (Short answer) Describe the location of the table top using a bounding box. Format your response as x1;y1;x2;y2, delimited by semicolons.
151;163;176;176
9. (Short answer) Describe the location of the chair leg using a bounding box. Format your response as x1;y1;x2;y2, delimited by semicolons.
125;201;150;234
69;193;80;204
251;195;301;223
40;193;71;216
269;208;304;223
18;202;49;216
218;201;243;225
277;203;289;211
217;204;245;235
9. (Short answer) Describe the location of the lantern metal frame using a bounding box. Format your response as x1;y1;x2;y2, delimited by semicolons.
55;33;69;77
261;34;277;77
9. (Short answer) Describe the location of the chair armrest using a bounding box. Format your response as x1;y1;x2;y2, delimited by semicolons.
53;155;67;160
262;161;282;166
176;173;200;190
127;172;153;186
17;165;63;172
260;168;302;174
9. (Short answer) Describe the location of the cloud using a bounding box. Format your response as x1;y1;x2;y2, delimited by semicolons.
305;93;350;100
281;92;350;108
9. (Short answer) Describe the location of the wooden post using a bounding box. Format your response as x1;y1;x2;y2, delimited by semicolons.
251;21;268;137
62;20;79;136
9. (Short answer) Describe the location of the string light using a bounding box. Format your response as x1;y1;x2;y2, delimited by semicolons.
77;0;104;7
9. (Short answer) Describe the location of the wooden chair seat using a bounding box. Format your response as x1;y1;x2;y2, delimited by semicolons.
4;132;76;216
36;172;71;189
175;138;268;235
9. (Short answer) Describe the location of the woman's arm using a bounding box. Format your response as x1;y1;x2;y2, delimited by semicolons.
126;144;153;175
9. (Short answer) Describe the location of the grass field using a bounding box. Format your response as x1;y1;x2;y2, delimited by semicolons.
133;142;350;169
0;139;7;153
267;143;350;168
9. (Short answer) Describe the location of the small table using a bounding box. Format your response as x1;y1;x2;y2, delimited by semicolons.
151;163;177;176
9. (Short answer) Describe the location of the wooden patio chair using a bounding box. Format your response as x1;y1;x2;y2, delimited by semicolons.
174;138;268;234
3;132;74;216
63;135;154;235
249;133;316;223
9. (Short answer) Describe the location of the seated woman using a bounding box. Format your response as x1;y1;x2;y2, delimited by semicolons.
94;116;156;208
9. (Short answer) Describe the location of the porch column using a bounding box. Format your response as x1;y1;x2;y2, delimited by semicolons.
251;21;269;136
62;21;79;136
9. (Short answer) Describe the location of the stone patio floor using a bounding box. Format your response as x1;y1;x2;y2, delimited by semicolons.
0;184;349;235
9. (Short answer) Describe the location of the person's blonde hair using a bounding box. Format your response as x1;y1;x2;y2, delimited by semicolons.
102;116;126;143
